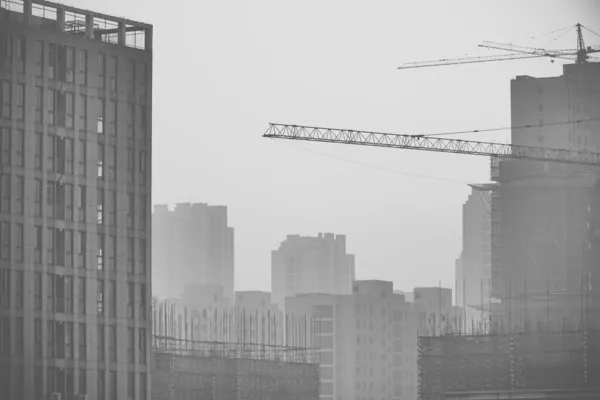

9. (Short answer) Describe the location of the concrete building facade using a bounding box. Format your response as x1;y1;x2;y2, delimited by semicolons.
271;232;355;311
286;280;419;400
492;63;600;332
0;1;153;399
152;203;234;302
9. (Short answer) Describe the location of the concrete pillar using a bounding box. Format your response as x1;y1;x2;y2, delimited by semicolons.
86;14;94;39
118;22;126;45
145;27;153;51
23;0;32;24
56;7;65;32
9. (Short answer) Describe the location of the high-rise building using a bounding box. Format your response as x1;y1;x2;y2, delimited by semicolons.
152;203;235;301
271;233;355;311
492;63;600;332
286;280;419;400
0;1;153;399
413;286;453;336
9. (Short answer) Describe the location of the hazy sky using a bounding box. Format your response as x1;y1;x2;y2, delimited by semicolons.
71;0;599;293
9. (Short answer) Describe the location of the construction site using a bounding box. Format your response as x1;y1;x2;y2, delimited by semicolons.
150;299;321;400
263;24;600;400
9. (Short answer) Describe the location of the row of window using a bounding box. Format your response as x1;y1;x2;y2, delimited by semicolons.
0;363;148;400
0;270;147;319
0;224;148;277
0;177;148;234
0;128;149;187
1;33;149;92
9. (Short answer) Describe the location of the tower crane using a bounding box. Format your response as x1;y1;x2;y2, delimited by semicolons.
263;123;600;167
397;23;599;69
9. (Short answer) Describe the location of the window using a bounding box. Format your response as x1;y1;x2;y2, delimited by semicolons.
46;274;55;312
109;326;117;362
65;276;74;314
127;283;135;319
16;83;24;120
47;135;56;171
140;285;147;322
139;194;147;231
65;229;74;267
0;222;9;261
138;328;147;364
0;175;9;214
14;317;23;356
77;231;87;269
139;239;147;275
97;188;104;224
139;105;147;136
127;328;135;363
33;179;42;216
77;185;86;222
65;322;74;359
97;143;104;178
78;278;86;315
127;103;134;137
139;150;147;185
97;234;104;271
48;43;57;79
35;41;44;77
97;325;105;362
109;371;117;399
47;181;56;218
14;176;24;215
0;128;10;166
78;49;87;73
98;53;106;88
97;98;105;133
79;323;87;361
140;373;147;400
34;273;42;310
127;238;135;273
66;92;74;128
0;270;8;307
65;184;74;221
97;280;104;316
15;271;23;309
35;86;43;123
47;228;55;265
79;94;87;131
0;81;11;119
14;129;24;167
128;372;135;400
127;148;135;183
108;280;116;318
34;226;42;263
66;46;74;82
55;275;65;314
48;89;56;125
78;140;87;176
109;56;117;91
109;235;116;270
108;190;117;226
34;132;43;169
108;101;116;135
127;193;134;229
35;319;43;358
108;144;116;180
15;223;23;262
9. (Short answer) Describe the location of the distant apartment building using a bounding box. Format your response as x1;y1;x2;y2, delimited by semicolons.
492;63;600;332
271;233;355;311
152;202;234;301
0;1;153;399
287;280;419;400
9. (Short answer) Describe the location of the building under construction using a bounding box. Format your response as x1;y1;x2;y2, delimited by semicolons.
151;299;320;400
418;329;600;400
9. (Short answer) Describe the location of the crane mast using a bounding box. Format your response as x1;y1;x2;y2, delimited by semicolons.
263;123;600;167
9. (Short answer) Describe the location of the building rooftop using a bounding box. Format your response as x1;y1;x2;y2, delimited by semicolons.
1;0;152;50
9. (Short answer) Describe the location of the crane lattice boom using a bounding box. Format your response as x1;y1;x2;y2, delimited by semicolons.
263;123;600;166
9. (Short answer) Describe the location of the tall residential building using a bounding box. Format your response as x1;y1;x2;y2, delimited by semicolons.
287;280;419;400
152;203;235;301
0;1;153;399
492;63;600;332
271;233;355;311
